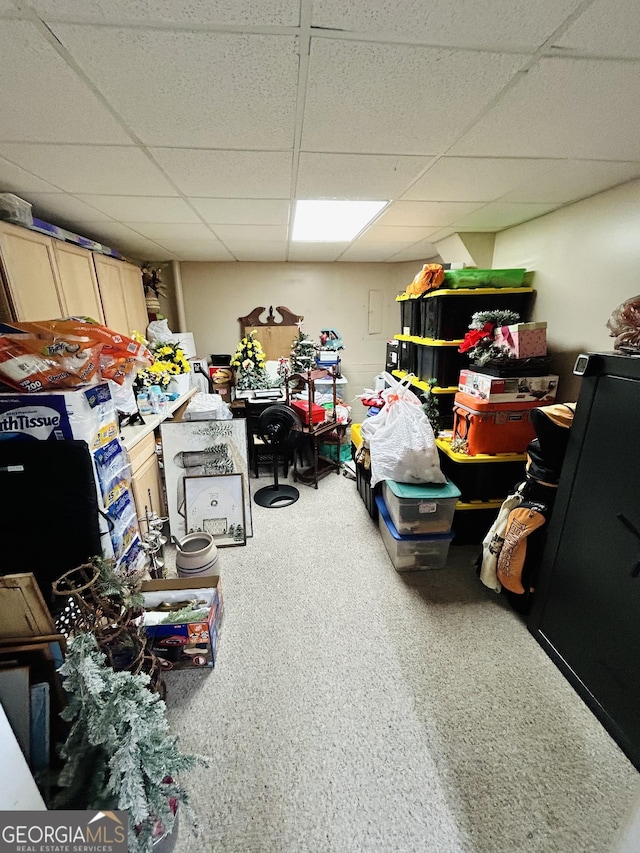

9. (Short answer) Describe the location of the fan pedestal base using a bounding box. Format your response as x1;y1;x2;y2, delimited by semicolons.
254;483;299;508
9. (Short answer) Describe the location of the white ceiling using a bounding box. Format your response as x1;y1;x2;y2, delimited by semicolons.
0;0;639;263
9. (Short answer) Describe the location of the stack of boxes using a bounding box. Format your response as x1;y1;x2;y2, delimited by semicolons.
375;479;461;572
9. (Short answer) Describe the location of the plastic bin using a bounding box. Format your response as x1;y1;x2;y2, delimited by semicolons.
416;341;467;388
399;297;423;336
421;289;534;340
355;456;381;520
451;500;503;545
453;392;539;455
436;436;526;502
442;269;527;289
376;497;454;571
382;478;460;535
0;193;33;227
386;339;400;372
398;338;417;374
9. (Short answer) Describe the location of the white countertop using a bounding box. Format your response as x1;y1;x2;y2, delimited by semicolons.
120;387;197;451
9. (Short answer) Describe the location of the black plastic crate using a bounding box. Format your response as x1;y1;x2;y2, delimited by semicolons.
421;290;534;340
437;446;526;502
355;459;382;520
398;339;417;374
400;298;422;336
386;339;400;372
416;343;467;388
451;501;502;545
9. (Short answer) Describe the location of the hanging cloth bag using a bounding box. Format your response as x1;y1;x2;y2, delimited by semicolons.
360;372;445;487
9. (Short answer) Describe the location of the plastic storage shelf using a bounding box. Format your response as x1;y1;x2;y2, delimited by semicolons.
436;435;526;502
376;496;454;571
382;478;460;535
420;288;534;341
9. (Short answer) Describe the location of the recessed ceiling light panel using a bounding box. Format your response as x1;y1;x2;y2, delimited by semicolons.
292;199;388;242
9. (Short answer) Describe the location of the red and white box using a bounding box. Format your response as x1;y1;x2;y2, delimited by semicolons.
458;369;558;403
494;322;547;359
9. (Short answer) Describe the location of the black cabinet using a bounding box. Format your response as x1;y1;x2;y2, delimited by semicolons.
529;352;640;769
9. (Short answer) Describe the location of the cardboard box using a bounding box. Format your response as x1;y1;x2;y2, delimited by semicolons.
140;576;223;671
458;369;559;403
291;400;325;424
494;322;547;359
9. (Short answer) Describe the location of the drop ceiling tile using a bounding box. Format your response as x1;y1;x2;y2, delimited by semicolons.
554;0;640;59
189;198;290;225
0;144;178;195
403;157;562;202
0;21;130;144
0;1;23;17
386;241;440;263
302;38;525;155
450;57;640;161
212;224;288;242
501;160;640;204
0;157;60;193
377;201;484;227
160;239;235;261
312;0;581;51
452;202;561;230
151;149;292;198
357;225;439;243
296;153;432;200
30;0;300;27
76;195;200;223
51;25;298;148
339;242;416;262
27;193;115;225
82;222;170;256
122;223;215;241
288;242;350;262
228;242;287;262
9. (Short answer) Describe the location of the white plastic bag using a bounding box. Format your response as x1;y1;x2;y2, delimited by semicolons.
146;318;173;344
183;392;232;420
360;372;445;486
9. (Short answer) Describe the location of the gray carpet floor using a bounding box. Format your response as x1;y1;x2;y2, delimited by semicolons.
164;471;639;853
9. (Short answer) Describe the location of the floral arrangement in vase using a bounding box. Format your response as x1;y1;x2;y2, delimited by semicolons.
133;331;191;391
231;330;271;390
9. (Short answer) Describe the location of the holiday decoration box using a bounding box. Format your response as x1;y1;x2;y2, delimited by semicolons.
141;576;224;671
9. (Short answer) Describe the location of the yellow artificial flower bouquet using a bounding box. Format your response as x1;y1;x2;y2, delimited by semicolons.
231;330;271;390
133;331;191;388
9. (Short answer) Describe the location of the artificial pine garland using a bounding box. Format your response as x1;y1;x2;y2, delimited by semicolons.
53;634;201;853
459;309;521;366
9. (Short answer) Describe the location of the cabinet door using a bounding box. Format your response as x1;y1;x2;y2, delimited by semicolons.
120;262;148;334
531;359;640;768
131;451;165;523
93;255;129;334
0;222;66;320
53;242;105;323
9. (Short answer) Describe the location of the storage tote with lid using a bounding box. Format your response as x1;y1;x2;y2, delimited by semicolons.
376;497;454;571
382;478;460;535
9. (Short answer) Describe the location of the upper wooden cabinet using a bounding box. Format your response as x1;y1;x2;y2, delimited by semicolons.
0;221;66;321
93;254;146;336
52;241;105;324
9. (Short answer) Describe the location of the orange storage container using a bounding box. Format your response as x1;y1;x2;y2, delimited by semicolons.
452;391;539;455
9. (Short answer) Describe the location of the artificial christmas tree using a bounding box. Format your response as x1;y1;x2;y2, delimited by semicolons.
290;323;317;374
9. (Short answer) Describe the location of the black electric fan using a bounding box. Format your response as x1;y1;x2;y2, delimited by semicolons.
253;404;303;508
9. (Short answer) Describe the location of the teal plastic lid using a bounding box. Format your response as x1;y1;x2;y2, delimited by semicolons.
384;478;461;500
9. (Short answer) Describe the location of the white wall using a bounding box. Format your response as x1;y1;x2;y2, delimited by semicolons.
179;261;425;421
493;179;640;399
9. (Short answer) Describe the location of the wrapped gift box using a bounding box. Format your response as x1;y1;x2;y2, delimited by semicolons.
495;322;547;359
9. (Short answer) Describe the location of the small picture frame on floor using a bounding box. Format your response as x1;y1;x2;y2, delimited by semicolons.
184;473;246;547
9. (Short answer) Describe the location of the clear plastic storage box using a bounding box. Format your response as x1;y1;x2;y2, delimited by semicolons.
0;193;33;227
382;478;460;535
376;497;454;571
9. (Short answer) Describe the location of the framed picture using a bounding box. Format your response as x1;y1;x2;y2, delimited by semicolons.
160;418;252;540
184;473;246;547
